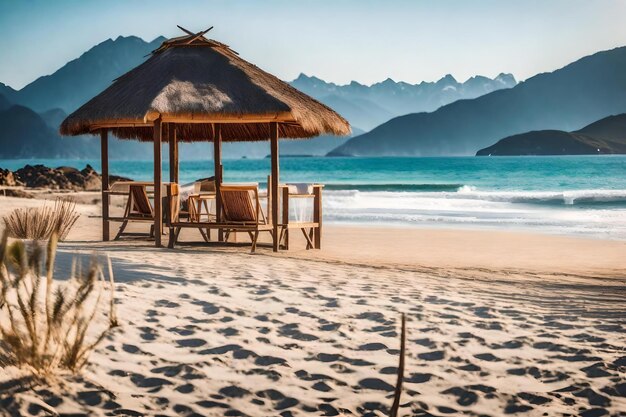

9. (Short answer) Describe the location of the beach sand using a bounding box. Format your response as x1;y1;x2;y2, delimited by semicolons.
0;195;624;416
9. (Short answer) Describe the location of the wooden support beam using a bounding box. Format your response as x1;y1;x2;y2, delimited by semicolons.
100;129;110;241
153;118;163;247
282;186;289;250
214;124;224;241
169;124;178;183
313;186;322;249
270;122;279;252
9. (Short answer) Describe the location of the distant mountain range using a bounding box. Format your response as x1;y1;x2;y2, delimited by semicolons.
0;35;518;160
291;73;516;131
4;34;624;160
330;46;626;156
477;114;626;156
0;36;166;113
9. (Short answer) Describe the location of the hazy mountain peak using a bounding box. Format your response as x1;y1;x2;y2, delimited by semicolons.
495;73;517;85
329;45;626;156
438;74;458;85
10;35;165;113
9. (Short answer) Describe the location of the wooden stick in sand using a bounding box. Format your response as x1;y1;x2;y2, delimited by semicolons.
390;313;406;417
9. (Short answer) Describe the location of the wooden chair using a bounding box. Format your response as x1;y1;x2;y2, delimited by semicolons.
115;184;155;240
278;184;323;250
166;183;210;247
220;184;273;252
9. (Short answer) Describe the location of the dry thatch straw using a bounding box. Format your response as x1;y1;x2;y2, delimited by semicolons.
2;198;80;241
60;27;350;142
0;231;118;377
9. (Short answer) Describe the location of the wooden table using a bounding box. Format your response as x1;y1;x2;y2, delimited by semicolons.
187;193;216;222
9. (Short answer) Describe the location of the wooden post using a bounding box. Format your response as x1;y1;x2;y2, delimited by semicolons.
313;185;322;249
169;124;178;184
270;122;279;252
153;118;163;247
100;129;110;241
213;123;223;241
282;186;289;250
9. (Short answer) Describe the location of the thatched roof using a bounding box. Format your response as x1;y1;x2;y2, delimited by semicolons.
60;27;350;142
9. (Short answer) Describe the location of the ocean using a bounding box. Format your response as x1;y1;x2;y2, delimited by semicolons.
2;156;626;239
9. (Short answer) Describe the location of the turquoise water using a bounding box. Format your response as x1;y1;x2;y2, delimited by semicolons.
3;155;625;191
2;156;626;238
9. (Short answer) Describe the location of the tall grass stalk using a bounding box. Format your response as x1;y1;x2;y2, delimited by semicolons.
0;230;117;377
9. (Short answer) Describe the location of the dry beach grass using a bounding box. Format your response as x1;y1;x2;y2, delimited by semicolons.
0;195;624;416
2;198;80;241
0;232;117;377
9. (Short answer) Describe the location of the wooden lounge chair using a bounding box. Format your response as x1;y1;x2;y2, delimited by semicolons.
220;184;274;252
166;183;210;247
115;184;155;240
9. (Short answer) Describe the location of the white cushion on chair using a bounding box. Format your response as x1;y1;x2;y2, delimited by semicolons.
287;183;313;195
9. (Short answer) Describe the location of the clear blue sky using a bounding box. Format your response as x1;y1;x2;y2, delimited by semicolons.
1;0;625;89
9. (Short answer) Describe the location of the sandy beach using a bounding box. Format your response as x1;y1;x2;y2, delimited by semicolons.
0;195;625;416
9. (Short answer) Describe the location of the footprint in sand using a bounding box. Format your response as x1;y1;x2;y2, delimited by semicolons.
379;367;397;375
256;389;300;411
457;363;482;372
199;344;242;355
175;383;195;394
122;344;145;354
312;381;333;392
474;353;502;362
217;327;239;337
517;392;552;405
363;323;398;338
168;325;197;336
154;299;180;308
255;355;287;366
441;387;478;406
77;391;104;407
355;312;390;324
580;362;613;378
176;338;207;348
319;322;341;331
130;374;173;390
219;385;251;398
572;388;611;407
152;364;204;380
279;323;318;341
404;373;432;384
295;370;348;387
318;403;341;416
191;300;220;315
358;378;395;392
358;342;388;351
311;353;374;367
507;366;568;383
418;350;445;361
245;368;282;381
139;326;158;341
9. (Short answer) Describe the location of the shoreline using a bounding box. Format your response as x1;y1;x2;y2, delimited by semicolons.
325;219;626;242
1;194;624;280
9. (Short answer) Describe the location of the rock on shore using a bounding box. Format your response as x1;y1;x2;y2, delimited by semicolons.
0;164;131;191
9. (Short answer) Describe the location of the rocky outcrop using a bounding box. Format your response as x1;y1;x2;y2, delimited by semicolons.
0;168;23;186
1;164;131;191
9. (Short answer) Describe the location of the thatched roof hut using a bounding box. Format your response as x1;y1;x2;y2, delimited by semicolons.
60;28;350;141
60;27;348;250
